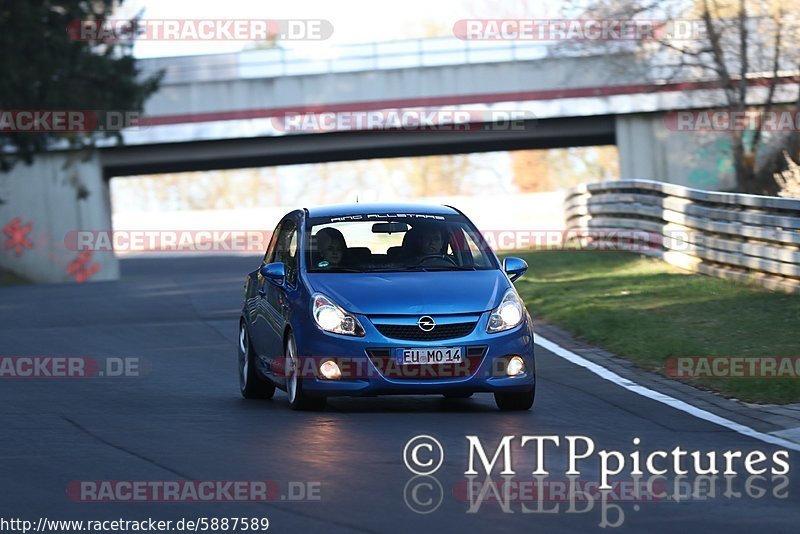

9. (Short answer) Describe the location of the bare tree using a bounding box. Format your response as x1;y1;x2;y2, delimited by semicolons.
774;151;800;197
562;0;800;194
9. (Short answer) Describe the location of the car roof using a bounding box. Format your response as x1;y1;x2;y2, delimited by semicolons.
305;202;461;218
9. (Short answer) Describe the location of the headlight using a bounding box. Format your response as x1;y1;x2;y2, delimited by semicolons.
311;293;365;336
487;289;524;333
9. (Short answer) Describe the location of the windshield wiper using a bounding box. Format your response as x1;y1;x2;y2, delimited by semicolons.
364;266;428;272
365;266;477;272
310;267;364;273
421;266;477;271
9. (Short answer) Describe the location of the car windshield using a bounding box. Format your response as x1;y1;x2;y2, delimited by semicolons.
306;214;497;273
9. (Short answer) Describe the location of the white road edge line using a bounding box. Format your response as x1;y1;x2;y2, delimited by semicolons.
535;334;800;452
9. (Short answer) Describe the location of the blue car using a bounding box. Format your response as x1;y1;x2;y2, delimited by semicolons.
238;203;535;411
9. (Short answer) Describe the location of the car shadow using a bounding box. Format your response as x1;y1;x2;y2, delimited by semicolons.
322;394;507;413
235;393;535;414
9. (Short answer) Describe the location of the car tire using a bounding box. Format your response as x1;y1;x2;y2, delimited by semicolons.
239;322;276;399
285;333;327;411
494;386;535;411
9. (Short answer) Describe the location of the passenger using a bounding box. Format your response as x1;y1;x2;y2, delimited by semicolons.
314;227;346;267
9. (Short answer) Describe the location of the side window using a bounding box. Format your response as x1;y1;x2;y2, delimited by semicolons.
263;221;283;264
274;220;299;287
455;228;490;267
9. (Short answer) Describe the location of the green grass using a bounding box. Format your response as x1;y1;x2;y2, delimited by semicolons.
506;250;800;404
0;266;29;285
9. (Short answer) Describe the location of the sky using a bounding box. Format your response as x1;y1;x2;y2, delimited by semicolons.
118;0;564;57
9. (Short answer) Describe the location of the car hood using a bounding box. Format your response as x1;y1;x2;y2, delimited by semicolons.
305;270;509;316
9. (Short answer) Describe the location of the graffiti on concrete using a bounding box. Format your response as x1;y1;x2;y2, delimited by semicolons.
2;217;33;257
686;136;734;190
66;250;101;283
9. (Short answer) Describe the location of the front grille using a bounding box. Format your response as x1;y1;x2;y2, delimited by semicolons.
366;346;488;380
374;321;477;341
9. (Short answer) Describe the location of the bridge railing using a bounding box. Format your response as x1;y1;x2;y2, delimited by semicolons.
138;37;571;85
565;179;800;294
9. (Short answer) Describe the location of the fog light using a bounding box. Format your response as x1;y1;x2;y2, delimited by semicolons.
319;360;342;380
507;356;525;376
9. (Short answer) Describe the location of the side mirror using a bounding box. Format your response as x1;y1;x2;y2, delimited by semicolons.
503;257;528;282
260;262;286;287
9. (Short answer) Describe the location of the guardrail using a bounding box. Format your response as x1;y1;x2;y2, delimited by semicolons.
565;179;800;294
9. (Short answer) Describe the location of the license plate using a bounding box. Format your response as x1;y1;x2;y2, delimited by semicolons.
396;347;463;365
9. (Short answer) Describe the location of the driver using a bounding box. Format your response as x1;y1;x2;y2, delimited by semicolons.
405;224;447;263
420;226;444;256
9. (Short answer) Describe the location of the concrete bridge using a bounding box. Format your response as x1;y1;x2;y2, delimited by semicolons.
99;37;798;183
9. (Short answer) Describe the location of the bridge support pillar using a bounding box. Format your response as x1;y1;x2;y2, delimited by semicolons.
0;151;119;283
616;113;736;191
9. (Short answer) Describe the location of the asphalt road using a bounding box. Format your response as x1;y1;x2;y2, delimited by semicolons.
0;255;798;533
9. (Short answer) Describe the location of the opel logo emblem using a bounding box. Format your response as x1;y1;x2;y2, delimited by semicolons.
418;316;436;332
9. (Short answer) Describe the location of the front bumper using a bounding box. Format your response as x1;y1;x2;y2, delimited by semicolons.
291;310;535;397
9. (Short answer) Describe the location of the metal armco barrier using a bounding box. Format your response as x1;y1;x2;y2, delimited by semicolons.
565;180;800;294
